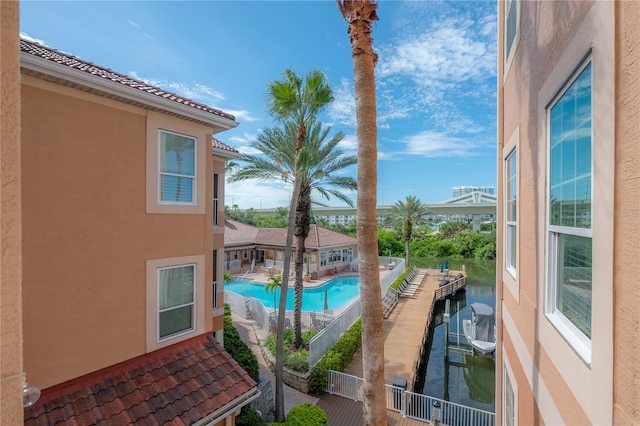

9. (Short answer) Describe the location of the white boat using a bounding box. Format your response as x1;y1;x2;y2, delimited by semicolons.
463;303;496;356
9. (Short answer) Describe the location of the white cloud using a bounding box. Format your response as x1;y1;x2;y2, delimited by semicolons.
128;20;140;28
225;180;292;209
223;108;259;123
328;78;356;127
337;134;358;153
403;130;489;158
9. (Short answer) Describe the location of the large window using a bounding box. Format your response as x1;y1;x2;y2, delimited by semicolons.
159;130;196;204
212;173;219;226
505;0;520;68
158;264;195;341
547;60;592;341
506;150;517;276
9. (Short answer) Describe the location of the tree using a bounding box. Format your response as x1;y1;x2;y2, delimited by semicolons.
229;119;357;350
387;196;429;266
251;68;335;423
265;275;282;317
337;2;386;425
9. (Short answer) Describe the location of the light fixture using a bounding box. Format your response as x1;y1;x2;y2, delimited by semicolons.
23;381;41;408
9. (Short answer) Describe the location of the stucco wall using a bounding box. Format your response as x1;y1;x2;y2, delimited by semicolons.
0;1;24;423
613;1;640;423
497;1;620;425
21;79;214;389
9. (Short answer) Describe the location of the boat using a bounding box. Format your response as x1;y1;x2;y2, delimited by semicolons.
462;303;496;356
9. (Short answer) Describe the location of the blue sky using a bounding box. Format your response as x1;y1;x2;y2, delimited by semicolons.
21;0;497;209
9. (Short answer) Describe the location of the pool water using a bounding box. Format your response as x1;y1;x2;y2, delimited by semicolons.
225;276;361;312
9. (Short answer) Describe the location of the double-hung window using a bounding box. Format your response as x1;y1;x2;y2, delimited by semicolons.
212;173;219;226
506;151;517;276
547;60;592;346
158;264;195;341
505;0;520;70
159;130;196;204
503;366;516;426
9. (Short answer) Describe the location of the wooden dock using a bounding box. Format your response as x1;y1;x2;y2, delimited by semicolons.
344;269;466;391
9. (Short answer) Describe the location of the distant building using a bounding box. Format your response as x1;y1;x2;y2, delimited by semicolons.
452;185;495;197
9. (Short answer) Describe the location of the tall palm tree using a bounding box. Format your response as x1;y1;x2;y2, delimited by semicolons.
260;68;334;422
230;120;357;348
336;2;386;425
265;275;282;318
387;196;429;266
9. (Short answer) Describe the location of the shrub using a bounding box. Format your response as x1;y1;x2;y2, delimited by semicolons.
285;349;309;372
235;405;267;426
285;403;328;425
223;304;260;383
390;268;414;291
309;319;362;395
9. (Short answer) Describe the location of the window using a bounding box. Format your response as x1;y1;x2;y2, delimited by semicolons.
212;173;219;226
505;0;520;68
158;264;195;341
320;252;327;267
506;150;517;276
159;130;196;204
503;366;516;426
547;60;592;342
212;250;218;309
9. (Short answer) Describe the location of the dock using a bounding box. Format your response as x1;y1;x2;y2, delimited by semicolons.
344;268;466;390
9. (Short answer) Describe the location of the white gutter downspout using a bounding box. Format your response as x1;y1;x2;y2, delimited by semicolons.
191;387;260;426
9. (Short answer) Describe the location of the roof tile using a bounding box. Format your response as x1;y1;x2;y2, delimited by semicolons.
24;334;257;426
20;39;236;124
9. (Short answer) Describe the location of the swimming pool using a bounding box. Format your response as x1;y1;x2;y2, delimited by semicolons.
225;276;361;312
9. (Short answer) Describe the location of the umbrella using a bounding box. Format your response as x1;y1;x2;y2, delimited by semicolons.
445;259;449;270
324;288;329;311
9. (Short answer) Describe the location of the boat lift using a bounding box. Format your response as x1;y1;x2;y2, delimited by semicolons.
443;299;473;360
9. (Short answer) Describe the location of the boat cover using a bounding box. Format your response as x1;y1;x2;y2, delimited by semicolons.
471;303;495;342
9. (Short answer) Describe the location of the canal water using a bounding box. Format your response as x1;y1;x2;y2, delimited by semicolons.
412;258;497;413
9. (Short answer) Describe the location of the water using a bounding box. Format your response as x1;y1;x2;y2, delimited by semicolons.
225;276;361;312
413;258;497;413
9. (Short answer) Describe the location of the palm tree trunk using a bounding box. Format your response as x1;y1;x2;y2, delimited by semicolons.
338;1;386;425
275;177;301;422
293;183;311;348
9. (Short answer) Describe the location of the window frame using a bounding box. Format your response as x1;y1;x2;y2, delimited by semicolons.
212;173;219;226
158;129;197;206
157;263;196;343
504;0;521;76
505;149;517;278
545;56;593;361
503;357;518;426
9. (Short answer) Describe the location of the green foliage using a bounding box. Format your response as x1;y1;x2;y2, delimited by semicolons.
377;229;404;257
222;304;260;383
309;319;362;395
390;267;414;290
236;405;267;426
284;403;328;425
263;328;317;373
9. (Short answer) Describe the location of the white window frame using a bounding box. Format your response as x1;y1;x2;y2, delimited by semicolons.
212;173;219;226
157;263;196;342
503;356;518;426
504;0;520;75
158;129;197;205
505;149;517;278
545;57;593;361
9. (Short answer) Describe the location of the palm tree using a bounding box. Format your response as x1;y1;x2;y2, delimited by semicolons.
230;120;357;350
337;1;386;425
387;196;429;266
261;68;334;423
265;275;282;318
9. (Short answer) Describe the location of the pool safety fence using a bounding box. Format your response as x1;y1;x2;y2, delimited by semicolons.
326;370;495;426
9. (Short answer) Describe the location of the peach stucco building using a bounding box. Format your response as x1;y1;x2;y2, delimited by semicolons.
1;32;261;424
496;1;639;425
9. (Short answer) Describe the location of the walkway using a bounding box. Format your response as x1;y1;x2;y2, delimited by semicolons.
345;269;447;389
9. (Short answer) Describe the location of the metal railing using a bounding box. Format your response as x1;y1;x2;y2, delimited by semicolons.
326;370;495;426
308;298;361;367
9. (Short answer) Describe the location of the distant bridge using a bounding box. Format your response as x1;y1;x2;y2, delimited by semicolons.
247;191;496;230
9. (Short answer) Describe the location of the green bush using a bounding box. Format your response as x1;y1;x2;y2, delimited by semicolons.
236;405;267;426
285;403;328;425
285;349;309;372
309;319;362;395
223;304;260;383
390;267;414;291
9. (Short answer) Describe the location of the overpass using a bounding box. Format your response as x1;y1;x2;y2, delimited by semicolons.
247;191;496;230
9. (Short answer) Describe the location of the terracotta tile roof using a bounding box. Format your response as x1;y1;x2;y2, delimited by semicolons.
212;137;239;156
224;220;357;249
20;38;236;123
24;334;257;426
